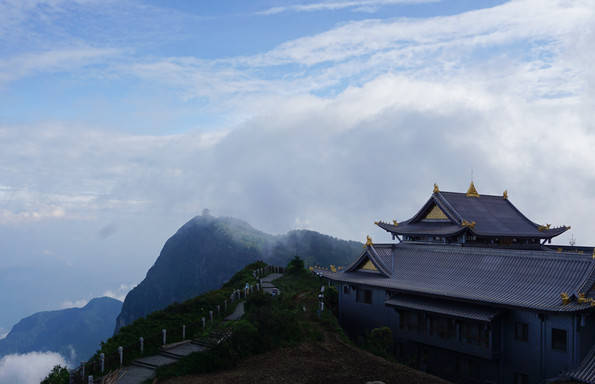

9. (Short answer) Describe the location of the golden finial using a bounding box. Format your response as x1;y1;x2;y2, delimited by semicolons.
365;235;373;247
433;183;439;193
461;219;476;229
330;265;337;273
392;220;399;227
538;224;551;232
561;292;570;305
578;293;588;304
592;248;595;259
374;221;379;225
466;181;479;197
503;190;508;199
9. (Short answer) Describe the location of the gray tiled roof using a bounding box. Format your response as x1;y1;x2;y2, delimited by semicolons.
378;191;569;239
322;242;595;312
567;344;595;383
385;295;501;322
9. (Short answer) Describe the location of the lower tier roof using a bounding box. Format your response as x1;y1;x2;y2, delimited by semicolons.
319;242;595;312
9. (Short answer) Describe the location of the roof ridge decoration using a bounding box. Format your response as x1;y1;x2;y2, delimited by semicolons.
433;183;439;193
503;190;508;199
461;219;476;229
365;235;373;247
538;224;551;231
466;181;480;197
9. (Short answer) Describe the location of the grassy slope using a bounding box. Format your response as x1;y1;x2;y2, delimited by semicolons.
82;261;266;377
155;270;451;384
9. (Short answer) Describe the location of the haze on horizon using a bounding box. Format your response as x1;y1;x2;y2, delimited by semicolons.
0;0;594;349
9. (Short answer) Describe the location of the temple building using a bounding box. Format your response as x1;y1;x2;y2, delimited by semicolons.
318;183;595;384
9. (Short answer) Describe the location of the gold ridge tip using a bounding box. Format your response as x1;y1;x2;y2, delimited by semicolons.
466;181;480;197
503;190;508;199
561;292;570;305
365;235;373;247
433;183;439;193
461;219;476;229
393;220;399;227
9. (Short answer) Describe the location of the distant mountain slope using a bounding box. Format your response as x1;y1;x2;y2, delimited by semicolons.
0;297;122;362
115;214;361;331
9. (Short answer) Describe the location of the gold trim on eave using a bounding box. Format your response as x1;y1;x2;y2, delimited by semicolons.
466;181;480;197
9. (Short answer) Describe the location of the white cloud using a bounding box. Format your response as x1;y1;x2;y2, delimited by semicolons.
0;352;67;384
102;283;134;302
256;0;438;15
59;299;88;309
0;48;119;86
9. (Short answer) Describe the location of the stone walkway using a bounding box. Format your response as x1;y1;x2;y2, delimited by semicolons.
224;301;245;321
112;272;283;384
261;273;283;295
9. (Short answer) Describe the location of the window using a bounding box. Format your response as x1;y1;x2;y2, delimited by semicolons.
552;328;567;351
514;372;528;384
343;285;350;295
356;288;372;304
429;315;456;339
514;322;528;342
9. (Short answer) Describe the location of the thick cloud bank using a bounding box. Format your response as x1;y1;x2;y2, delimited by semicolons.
0;352;67;384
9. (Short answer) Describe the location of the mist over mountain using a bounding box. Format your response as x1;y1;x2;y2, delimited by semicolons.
115;214;362;331
0;297;122;364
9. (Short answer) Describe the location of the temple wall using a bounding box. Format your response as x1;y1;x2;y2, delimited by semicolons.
336;282;592;384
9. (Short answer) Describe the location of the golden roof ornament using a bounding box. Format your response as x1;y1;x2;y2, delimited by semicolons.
466;181;480;197
503;190;508;199
433;183;439;193
561;292;570;305
393;220;399;227
461;219;476;229
538;224;551;232
365;235;373;247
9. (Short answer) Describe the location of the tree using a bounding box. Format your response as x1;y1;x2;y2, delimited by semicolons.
41;365;69;384
286;255;305;274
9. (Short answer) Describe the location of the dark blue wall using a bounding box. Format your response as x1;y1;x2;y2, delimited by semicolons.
337;282;594;384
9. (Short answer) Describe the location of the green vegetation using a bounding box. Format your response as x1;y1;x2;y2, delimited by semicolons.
285;255;305;274
155;256;345;380
40;365;69;384
83;261;266;378
364;327;394;358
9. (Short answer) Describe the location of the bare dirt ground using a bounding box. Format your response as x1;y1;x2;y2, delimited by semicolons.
158;334;451;384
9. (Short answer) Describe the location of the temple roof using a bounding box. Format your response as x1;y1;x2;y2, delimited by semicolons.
377;183;569;239
319;242;595;312
566;343;595;383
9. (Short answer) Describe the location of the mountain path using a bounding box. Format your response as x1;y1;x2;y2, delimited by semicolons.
112;273;283;384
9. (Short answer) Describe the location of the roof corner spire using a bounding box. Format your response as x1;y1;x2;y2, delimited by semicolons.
365;235;373;247
466;181;480;197
503;189;508;199
433;183;439;194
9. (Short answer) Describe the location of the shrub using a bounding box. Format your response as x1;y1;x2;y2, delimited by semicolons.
41;365;69;384
285;255;305;275
366;326;393;358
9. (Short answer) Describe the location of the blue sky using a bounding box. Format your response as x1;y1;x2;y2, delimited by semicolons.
1;2;594;375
